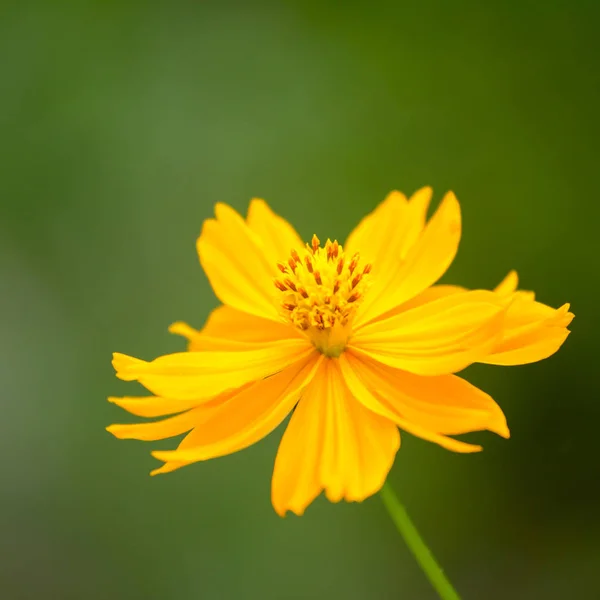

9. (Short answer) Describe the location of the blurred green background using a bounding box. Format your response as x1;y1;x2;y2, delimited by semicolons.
1;1;598;598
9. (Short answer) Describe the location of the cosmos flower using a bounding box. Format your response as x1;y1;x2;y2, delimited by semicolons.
108;189;573;516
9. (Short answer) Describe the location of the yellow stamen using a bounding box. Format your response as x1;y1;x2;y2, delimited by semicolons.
273;237;372;356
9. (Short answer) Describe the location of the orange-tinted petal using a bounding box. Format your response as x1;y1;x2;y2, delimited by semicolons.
112;338;313;400
482;299;573;365
150;353;322;473
197;203;280;320
246;198;304;264
169;306;299;351
108;395;210;418
350;290;506;375
107;383;244;418
271;359;400;516
106;396;228;441
355;191;461;326
339;352;483;453
340;351;509;440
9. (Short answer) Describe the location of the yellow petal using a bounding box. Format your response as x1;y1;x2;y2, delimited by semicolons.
482;299;573;366
494;270;519;295
246;198;304;264
401;186;434;253
345;187;431;262
107;386;249;442
345;189;431;328
108;395;208;418
106;408;201;441
112;338;313;400
340;351;509;439
271;359;400;516
355;191;461;326
197;203;280;320
149;353;322;472
486;329;571;365
198;305;293;341
107;383;243;418
376;284;466;319
350;290;506;375
365;270;570;367
361;270;520;325
339;352;483;453
344;190;408;261
169;306;299;351
405;270;518;310
166;332;262;352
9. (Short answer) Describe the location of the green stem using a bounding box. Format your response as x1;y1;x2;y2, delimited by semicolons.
379;481;462;600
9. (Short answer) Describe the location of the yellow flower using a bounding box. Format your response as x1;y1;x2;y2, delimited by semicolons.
108;189;573;516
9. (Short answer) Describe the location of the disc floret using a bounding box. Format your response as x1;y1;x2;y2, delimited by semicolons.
274;235;371;356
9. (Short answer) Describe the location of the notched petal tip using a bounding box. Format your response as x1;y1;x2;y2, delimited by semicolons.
407;429;483;453
410;430;483;453
168;321;197;340
149;455;192;476
213;201;233;219
112;353;147;381
482;391;511;439
106;424;127;439
554;304;575;328
150;463;170;476
214;202;255;231
495;270;519;295
384;190;408;204
248;197;268;210
438;437;483;454
198;217;217;239
482;293;574;366
493;417;511;439
150;450;174;462
272;501;308;518
454;442;483;453
408;186;433;209
411;185;433;196
440;191;461;235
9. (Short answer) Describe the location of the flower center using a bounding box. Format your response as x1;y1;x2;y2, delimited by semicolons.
274;235;371;357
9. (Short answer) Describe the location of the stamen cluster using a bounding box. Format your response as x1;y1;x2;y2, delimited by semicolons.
274;235;371;335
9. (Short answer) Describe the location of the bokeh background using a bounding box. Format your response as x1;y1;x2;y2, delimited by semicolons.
1;1;598;599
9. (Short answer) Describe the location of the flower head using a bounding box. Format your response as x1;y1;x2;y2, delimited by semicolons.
108;189;573;516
